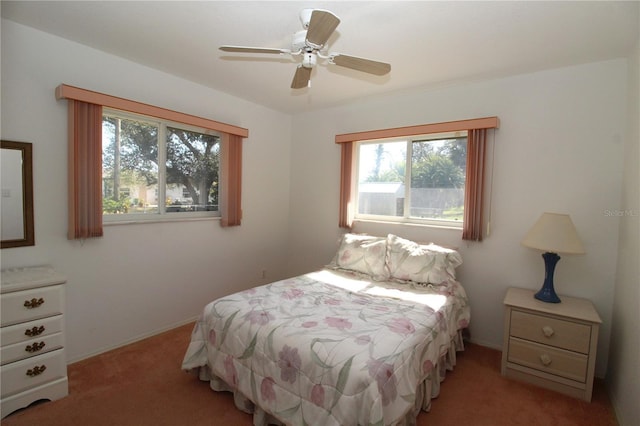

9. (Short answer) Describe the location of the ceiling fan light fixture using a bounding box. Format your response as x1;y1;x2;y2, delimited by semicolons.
302;52;317;69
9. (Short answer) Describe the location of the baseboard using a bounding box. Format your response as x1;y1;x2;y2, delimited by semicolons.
66;316;198;364
467;338;503;351
603;380;631;426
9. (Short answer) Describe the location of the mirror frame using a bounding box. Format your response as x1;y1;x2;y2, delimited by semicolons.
1;140;35;249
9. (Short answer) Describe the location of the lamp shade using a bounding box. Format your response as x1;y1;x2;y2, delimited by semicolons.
521;212;585;254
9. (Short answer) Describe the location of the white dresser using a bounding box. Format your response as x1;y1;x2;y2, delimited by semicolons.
1;266;68;418
501;287;601;402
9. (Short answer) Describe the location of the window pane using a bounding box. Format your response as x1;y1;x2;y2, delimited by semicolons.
165;127;220;213
357;141;406;217
102;116;159;215
410;137;467;221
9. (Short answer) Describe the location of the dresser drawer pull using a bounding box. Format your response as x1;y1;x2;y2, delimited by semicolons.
539;353;552;366
25;341;46;353
24;298;45;308
542;326;555;338
25;325;46;336
26;365;47;376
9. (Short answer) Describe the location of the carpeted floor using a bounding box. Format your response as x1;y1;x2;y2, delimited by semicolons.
1;322;617;425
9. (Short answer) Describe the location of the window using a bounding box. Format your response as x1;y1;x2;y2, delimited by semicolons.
57;84;247;239
102;109;220;220
336;117;499;240
356;132;467;227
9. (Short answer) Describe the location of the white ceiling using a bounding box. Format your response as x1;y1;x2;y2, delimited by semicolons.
2;1;638;114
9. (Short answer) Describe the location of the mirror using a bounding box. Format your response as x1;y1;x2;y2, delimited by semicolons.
1;140;34;248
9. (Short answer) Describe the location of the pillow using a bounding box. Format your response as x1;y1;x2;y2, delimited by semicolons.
333;233;389;280
386;234;462;285
421;242;463;274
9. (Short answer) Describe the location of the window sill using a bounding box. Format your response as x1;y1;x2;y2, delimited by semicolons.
103;216;220;226
353;218;463;231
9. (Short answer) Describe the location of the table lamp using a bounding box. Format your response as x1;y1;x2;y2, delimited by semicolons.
521;212;585;303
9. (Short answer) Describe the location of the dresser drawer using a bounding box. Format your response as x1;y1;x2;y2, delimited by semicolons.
508;337;588;382
0;315;63;347
1;332;64;366
0;285;63;327
510;310;591;354
0;349;66;398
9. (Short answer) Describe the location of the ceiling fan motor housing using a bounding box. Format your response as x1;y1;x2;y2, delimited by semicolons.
292;30;308;52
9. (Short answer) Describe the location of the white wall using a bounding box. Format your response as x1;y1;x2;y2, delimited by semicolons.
1;20;293;362
607;39;640;426
288;59;629;378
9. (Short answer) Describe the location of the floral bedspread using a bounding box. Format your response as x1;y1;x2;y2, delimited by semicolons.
182;269;470;426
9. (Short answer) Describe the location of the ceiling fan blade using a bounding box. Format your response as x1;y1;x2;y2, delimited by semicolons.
291;66;312;89
306;10;340;48
330;54;391;76
220;45;290;55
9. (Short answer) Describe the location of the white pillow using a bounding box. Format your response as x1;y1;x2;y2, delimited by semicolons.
386;234;462;285
334;233;389;280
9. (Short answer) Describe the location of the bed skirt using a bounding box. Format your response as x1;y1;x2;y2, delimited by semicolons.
192;331;466;426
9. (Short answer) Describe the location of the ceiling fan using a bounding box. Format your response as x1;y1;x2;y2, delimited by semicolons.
220;9;391;89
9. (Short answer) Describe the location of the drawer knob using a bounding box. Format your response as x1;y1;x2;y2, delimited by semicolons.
542;326;555;338
25;341;46;353
25;325;46;336
24;298;45;308
540;354;552;366
26;365;47;377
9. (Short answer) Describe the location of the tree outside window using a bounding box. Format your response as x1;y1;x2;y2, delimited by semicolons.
102;110;220;218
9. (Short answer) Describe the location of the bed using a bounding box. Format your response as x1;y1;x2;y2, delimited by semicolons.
182;233;470;426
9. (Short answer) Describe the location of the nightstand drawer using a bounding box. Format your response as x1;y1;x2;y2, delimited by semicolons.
508;337;588;382
1;286;63;327
0;349;66;398
510;310;591;354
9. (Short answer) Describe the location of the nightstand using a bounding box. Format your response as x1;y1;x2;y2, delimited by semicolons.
1;266;68;418
501;287;601;402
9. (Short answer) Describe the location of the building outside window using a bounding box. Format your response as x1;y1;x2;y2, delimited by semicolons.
355;132;467;227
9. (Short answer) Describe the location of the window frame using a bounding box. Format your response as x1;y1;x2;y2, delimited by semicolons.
102;107;222;224
354;131;468;229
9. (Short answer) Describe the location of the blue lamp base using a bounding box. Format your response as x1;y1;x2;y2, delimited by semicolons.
534;252;562;303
